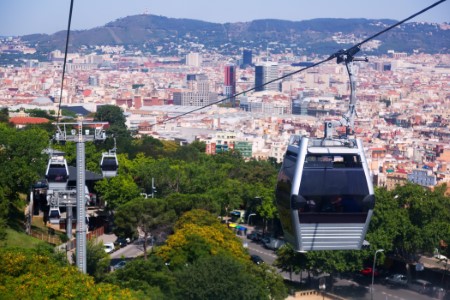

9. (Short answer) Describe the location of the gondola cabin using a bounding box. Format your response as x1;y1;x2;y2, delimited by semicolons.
276;135;374;251
45;155;69;190
100;151;118;178
48;206;61;225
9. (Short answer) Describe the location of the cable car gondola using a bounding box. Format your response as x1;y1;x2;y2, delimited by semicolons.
100;140;118;178
276;135;374;251
100;152;118;178
276;52;374;251
45;155;69;190
48;206;61;224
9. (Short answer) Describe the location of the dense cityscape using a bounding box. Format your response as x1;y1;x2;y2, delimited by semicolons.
1;35;449;193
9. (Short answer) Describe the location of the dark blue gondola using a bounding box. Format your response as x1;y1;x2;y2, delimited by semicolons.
100;151;118;178
48;206;61;224
45;155;69;190
276;136;374;251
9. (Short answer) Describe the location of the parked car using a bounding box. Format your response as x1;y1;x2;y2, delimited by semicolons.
263;237;286;250
114;237;131;248
260;236;271;245
112;260;127;271
246;232;262;242
409;279;433;295
104;242;115;254
385;274;408;286
360;267;379;277
250;255;264;265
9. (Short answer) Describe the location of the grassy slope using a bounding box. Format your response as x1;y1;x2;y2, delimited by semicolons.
1;228;46;248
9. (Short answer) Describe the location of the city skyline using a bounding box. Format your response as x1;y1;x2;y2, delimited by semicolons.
1;0;449;36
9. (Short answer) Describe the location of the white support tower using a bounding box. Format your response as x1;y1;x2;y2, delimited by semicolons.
54;116;107;273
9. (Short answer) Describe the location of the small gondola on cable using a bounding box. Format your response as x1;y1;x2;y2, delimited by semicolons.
100;138;118;178
45;154;69;190
48;206;61;224
276;49;374;251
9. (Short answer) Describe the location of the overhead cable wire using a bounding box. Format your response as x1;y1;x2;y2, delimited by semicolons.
56;0;75;125
153;0;447;127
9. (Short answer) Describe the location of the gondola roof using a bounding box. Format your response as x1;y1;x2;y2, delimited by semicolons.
67;166;103;182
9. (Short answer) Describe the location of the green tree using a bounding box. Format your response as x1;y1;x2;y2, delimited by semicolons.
0;107;9;123
174;209;222;230
250;262;288;300
105;255;177;299
169;142;203;162
86;239;111;281
94;105;127;130
0;248;138;299
189;140;206;153
304;249;367;291
26;108;55;120
114;197;176;260
157;210;248;269
274;243;307;281
129;135;165;159
206;178;245;216
94;104;131;153
95;174;141;210
0;125;48;233
174;253;268;300
165;193;220;217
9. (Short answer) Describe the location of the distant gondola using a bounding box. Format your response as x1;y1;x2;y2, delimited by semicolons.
45;155;69;190
100;150;118;178
48;206;61;224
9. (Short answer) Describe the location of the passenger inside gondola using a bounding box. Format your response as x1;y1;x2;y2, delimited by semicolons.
47;167;68;182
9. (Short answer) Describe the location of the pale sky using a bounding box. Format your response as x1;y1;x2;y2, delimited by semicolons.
0;0;449;36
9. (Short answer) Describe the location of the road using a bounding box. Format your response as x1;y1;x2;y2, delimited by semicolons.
97;234;153;266
99;232;444;299
240;233;442;300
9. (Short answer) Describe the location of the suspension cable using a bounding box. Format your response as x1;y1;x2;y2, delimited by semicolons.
56;0;75;125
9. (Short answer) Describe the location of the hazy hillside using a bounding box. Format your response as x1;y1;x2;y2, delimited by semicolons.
21;14;450;55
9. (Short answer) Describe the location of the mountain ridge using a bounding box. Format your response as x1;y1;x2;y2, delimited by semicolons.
19;14;450;55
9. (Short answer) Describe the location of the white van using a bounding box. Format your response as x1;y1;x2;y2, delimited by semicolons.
104;242;115;254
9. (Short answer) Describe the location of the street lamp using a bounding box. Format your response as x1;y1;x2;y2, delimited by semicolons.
371;249;384;300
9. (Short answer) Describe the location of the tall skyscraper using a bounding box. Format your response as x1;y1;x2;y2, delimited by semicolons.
254;62;279;92
241;49;252;68
224;64;236;106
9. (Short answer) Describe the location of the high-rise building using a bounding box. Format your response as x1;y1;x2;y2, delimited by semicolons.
224;64;236;106
173;74;217;106
241;49;252;68
255;62;279;92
